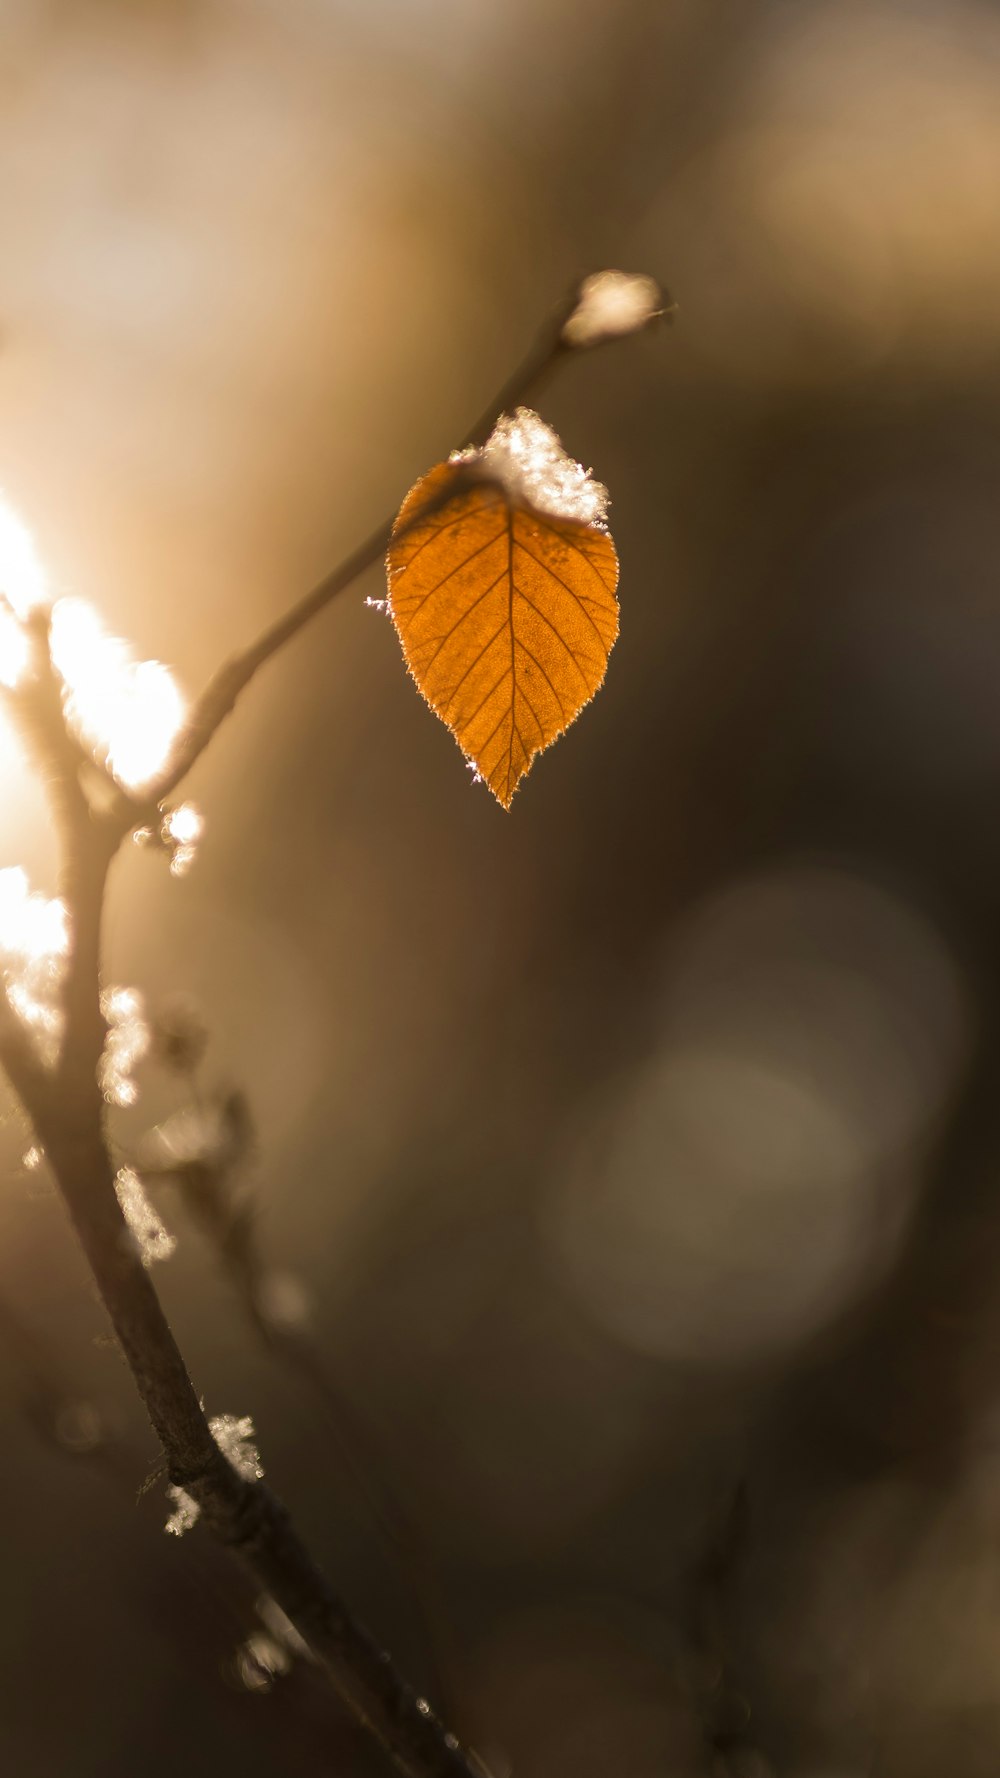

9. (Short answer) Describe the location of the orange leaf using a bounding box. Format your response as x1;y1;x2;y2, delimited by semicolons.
386;421;619;809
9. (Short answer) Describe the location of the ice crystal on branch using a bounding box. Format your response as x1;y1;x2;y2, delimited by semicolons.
162;802;203;877
452;407;609;527
114;1167;175;1266
0;868;69;1062
99;986;150;1106
561;269;664;349
211;1412;264;1481
164;1486;200;1538
164;1411;263;1537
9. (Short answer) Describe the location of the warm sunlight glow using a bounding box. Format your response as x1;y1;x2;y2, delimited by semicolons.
99;985;151;1106
163;801;204;876
0;867;69;965
49;599;185;791
0;606;30;690
0;492;47;689
0;496;48;619
0;867;69;1063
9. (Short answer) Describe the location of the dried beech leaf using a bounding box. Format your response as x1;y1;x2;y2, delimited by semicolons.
386;421;619;808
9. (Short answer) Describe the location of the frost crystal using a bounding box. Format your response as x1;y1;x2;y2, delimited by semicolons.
561;270;664;349
453;408;609;527
164;1411;263;1537
0;868;69;1063
99;986;150;1106
211;1412;264;1481
162;802;203;876
164;1486;200;1538
49;598;185;791
115;1167;175;1266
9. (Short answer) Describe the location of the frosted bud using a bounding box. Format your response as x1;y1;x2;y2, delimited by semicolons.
562;270;664;349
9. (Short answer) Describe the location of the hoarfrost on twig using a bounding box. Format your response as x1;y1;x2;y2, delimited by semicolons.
452;407;609;527
211;1412;264;1482
0;868;69;1063
115;1167;175;1267
164;1486;200;1538
164;1411;263;1537
99;986;150;1107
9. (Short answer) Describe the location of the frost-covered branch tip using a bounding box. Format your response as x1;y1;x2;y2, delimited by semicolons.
561;269;665;350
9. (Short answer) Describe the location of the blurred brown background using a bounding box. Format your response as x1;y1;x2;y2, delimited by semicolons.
2;1;1000;1773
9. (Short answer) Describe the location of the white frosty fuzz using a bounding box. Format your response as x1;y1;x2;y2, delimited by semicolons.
452;407;609;527
0;868;69;1062
115;1167;175;1266
100;987;151;1107
562;269;663;349
165;1412;263;1537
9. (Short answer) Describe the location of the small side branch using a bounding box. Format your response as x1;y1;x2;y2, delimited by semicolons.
109;297;577;830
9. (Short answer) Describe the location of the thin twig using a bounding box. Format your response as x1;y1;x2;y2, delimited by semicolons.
107;295;576;833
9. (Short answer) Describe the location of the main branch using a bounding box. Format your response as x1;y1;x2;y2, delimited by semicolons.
6;618;486;1777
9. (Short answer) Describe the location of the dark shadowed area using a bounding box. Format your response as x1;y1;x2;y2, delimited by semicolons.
2;2;1000;1774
